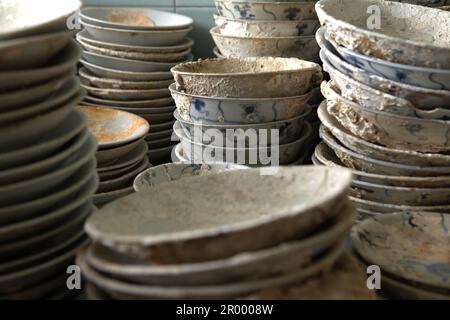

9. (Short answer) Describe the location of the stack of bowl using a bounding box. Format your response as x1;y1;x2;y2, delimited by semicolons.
77;7;194;165
211;0;320;61
78;106;150;208
169;57;322;166
77;166;358;299
0;0;99;299
313;0;450;219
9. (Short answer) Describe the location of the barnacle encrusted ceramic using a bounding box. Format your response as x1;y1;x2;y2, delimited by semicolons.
169;83;311;124
317;102;450;167
321;81;450;152
210;26;319;59
77;240;345;299
350;196;450;214
316;0;450;68
314;142;450;188
352;212;450;290
214;15;320;37
133;163;247;192
78;105;149;149
214;0;317;21
171;57;322;98
320;126;450;177
85;202;355;286
85;166;352;264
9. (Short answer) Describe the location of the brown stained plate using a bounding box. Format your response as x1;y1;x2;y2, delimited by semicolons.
78;105;149;148
351;212;450;291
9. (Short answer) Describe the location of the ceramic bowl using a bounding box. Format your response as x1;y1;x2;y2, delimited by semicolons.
350;196;450;214
352;212;450;290
333;43;450;91
351;179;450;206
213;46;224;58
322;81;450;152
86;165;351;264
316;28;450;109
78;105;149;149
316;0;450;68
323;58;450;120
81;84;170;101
0;40;80;92
134;162;248;192
214;0;317;21
80;7;193;31
170;83;311;124
97;158;149;193
171;57;322;98
314;142;450;188
211;26;319;60
0;30;75;70
97;140;148;172
76;30;194;54
172;143;188;162
85;203;354;286
81;20;192;47
78;38;191;63
214;15;320;37
0;0;81;40
93;187;134;207
174;107;310;147
178;122;312;166
84;95;173;108
318;102;450;167
320;126;450;177
96;137;145;166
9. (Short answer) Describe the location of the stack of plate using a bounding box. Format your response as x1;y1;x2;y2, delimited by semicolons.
77;166;357;299
352;212;450;299
78;105;150;208
77;7;194;165
211;0;320;61
170;57;322;166
313;0;450;219
0;0;99;299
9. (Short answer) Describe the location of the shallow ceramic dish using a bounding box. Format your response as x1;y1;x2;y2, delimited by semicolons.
93;186;134;207
84;95;173;108
148;120;175;133
79;67;174;90
80;7;193;31
350;196;450;214
0;0;81;40
86;203;354;286
133;162;247;192
98;157;147;181
351;179;450;206
316;0;450;68
178;123;312;166
381;274;450;300
0;30;74;70
76;30;194;54
317;102;450;167
78;105;149;149
324;60;450;120
146;128;173;141
96;137;144;166
0;110;85;170
215;15;320;37
352;212;450;290
97;141;148;172
81;20;192;47
86;165;351;264
78;240;344;299
213;46;224;58
78;38;191;63
0;40;80;91
81;84;170;101
170;83;311;124
171;57;322;98
314;142;450;188
139;112;174;125
133;105;175;115
146;136;173;149
214;0;317;20
0;90;84;151
147;144;174;163
97;158;149;193
334;43;450;91
79;59;173;81
320;126;450;177
322;81;450;152
211;27;319;60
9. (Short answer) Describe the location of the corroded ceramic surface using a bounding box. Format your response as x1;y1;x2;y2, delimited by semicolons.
171;57;322;98
352;212;450;290
316;0;450;68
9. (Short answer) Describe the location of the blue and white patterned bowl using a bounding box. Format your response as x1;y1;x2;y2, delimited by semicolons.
214;0;317;21
170;83;312;124
133;162;247;191
174;107;310;147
